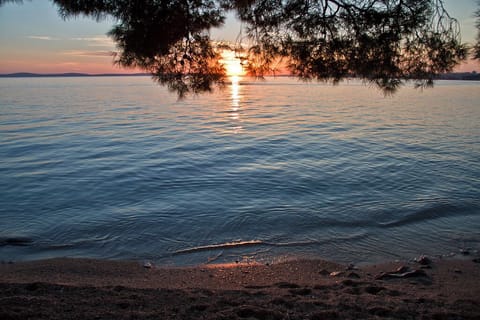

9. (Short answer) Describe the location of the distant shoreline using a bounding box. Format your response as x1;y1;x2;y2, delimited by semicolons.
0;72;150;78
1;72;479;81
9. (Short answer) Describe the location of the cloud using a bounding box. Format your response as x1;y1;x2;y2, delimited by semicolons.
27;35;115;49
69;36;115;47
70;36;107;41
27;36;59;41
62;50;116;57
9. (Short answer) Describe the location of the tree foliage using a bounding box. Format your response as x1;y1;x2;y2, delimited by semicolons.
229;0;467;92
54;0;229;98
1;0;469;96
475;2;480;60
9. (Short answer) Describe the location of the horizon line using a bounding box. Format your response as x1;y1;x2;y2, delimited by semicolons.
0;72;479;81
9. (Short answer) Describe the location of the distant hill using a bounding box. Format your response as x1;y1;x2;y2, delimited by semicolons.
435;72;480;81
0;72;149;78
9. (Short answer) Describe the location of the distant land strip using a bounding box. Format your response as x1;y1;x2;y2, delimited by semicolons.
0;72;479;80
0;72;150;78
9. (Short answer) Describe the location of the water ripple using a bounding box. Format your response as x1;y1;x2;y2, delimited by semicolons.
1;77;479;264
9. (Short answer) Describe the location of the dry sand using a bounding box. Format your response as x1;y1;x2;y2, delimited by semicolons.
1;257;479;319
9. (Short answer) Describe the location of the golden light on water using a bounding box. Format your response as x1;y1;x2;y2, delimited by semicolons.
218;49;245;133
231;76;240;110
229;72;242;133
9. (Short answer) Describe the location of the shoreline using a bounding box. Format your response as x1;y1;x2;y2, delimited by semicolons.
1;256;479;319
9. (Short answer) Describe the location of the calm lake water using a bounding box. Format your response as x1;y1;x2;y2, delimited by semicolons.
1;76;479;265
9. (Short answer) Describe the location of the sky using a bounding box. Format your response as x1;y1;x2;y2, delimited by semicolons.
0;0;478;74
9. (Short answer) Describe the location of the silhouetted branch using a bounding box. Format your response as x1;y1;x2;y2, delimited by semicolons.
2;0;470;96
475;2;480;60
231;0;467;93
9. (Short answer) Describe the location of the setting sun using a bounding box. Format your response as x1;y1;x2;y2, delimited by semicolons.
220;50;246;78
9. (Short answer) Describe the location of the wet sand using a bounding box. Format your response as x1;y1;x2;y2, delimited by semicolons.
1;257;479;319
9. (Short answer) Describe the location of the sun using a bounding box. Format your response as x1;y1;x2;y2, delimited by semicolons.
220;50;246;78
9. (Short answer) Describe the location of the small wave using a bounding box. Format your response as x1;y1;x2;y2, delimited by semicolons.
173;235;368;256
174;240;264;254
378;203;475;228
270;240;319;247
0;236;34;247
109;106;142;112
174;239;325;255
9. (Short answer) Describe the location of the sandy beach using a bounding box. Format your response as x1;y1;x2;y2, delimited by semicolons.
1;256;479;319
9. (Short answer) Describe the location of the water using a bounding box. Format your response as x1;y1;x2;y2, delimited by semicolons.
1;76;479;265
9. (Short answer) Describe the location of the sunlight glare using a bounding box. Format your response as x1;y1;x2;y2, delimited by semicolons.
221;50;245;78
231;76;240;110
229;74;243;133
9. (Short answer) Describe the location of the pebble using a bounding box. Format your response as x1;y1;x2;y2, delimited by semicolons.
395;266;410;273
415;255;432;266
318;269;330;276
346;263;357;271
143;261;153;269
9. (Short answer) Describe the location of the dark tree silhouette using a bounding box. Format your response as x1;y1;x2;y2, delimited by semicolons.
475;2;480;60
1;0;469;96
229;0;467;92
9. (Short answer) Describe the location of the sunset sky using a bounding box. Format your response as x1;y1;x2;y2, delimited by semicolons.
0;0;478;74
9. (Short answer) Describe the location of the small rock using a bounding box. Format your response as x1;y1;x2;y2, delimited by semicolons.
276;282;300;289
289;288;312;296
143;261;153;269
375;272;388;280
395;266;410;273
346;263;357;271
460;249;470;255
365;285;385;295
415;255;432;266
318;269;330;276
453;269;462;274
341;279;359;286
347;272;361;279
330;271;344;277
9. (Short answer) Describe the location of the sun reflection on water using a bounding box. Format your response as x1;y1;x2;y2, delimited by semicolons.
229;76;243;133
231;76;240;108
